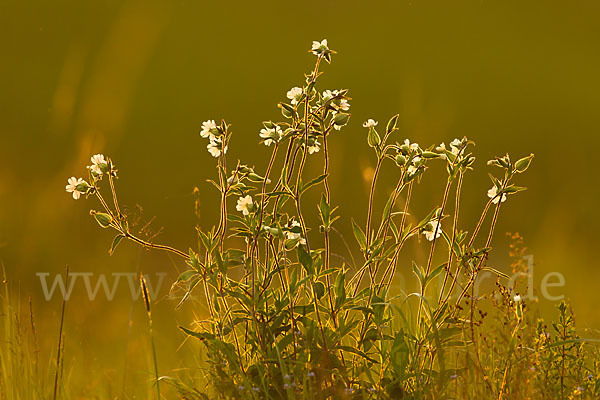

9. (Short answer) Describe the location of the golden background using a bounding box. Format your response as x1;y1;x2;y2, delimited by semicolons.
1;0;599;396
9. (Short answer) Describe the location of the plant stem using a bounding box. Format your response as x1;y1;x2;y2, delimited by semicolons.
53;265;68;400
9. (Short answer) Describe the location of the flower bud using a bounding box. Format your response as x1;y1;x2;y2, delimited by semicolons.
91;211;113;228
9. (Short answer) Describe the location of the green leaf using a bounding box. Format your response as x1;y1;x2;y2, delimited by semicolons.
318;194;331;226
176;270;197;283
481;266;510;279
425;264;446;287
297;245;314;275
178;325;215;341
300;173;328;195
351;219;367;250
264;190;294;198
417;207;440;229
390;332;409;377
338;345;379;363
502;185;527;194
279;102;294;118
109;234;125;255
188;249;201;270
335;271;346;309
382;192;395;221
412;261;425;288
333;113;350;126
314;281;325;299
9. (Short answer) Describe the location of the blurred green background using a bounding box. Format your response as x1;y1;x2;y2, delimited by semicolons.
2;0;600;396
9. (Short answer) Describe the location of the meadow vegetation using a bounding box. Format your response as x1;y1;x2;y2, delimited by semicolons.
2;40;599;400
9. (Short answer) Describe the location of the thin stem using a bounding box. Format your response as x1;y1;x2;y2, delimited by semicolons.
416;178;452;321
365;157;384;249
377;181;413;295
322;126;337;327
439;172;463;304
52;265;68;400
107;168;121;217
94;191;191;261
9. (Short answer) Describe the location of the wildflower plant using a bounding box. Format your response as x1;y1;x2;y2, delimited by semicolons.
64;40;600;399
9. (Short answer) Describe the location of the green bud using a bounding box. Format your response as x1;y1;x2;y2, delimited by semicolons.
515;153;534;173
386;114;399;134
75;182;90;192
421;151;440;159
498;156;511;168
91;211;113;228
367;128;381;148
395;154;406;166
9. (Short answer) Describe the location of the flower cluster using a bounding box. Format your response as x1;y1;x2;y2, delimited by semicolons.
322;89;350;119
65;153;115;200
284;220;306;245
436;138;464;160
88;154;107;176
259;123;283;147
200;119;228;158
311;39;333;63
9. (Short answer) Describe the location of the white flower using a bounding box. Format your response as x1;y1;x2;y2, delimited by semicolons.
323;90;349;111
236;195;253;216
201;120;217;139
436;143;448;160
339;99;350;111
286;87;303;105
65;177;87;200
423;220;442;241
363;119;378;128
307;140;320;154
259;126;283;146
449;138;462;155
207;137;227;158
407;165;418;176
200;120;217;138
311;39;328;55
322;89;337;100
88;153;106;175
487;186;507;204
412;156;422;165
285;220;306;245
513;295;521;302
404;139;419;151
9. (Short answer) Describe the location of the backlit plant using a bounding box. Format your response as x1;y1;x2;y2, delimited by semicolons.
64;40;600;400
